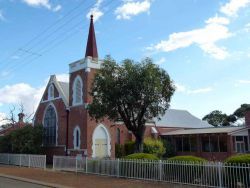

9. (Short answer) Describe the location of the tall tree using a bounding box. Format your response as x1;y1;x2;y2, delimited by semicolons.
202;110;230;127
88;56;175;153
233;104;250;118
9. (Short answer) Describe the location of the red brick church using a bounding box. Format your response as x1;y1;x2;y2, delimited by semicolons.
33;15;250;162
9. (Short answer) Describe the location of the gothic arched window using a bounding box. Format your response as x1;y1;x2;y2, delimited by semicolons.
73;76;83;105
74;126;81;149
43;105;57;146
48;84;54;100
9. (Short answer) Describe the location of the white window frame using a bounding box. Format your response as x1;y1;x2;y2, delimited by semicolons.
72;76;83;106
73;126;81;150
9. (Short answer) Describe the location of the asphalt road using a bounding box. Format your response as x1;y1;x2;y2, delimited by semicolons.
0;177;49;188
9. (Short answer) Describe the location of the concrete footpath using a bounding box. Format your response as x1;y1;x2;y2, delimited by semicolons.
0;174;70;188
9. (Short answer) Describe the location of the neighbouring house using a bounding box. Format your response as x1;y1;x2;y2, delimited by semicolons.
159;111;250;161
0;113;27;136
32;15;250;162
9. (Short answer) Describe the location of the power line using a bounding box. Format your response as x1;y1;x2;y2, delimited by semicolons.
0;0;90;68
3;0;119;75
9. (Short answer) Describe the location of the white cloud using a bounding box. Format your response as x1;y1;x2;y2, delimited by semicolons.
115;0;152;20
175;83;213;94
220;0;250;17
187;87;213;94
205;15;230;25
147;18;232;60
244;23;250;32
22;0;61;12
0;83;44;114
238;79;250;84
0;73;68;116
155;57;166;65
86;0;104;22
0;112;7;126
0;10;6;21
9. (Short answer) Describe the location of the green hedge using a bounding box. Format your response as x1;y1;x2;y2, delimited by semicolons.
124;138;166;158
124;153;159;160
168;155;207;163
144;138;166;158
225;154;250;164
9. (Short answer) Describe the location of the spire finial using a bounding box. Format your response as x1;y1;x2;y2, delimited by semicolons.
85;14;98;58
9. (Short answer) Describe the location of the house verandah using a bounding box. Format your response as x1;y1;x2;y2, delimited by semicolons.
161;127;250;161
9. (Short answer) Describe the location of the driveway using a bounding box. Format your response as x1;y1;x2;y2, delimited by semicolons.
0;177;48;188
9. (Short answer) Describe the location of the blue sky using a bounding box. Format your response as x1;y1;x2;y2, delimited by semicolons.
0;0;250;123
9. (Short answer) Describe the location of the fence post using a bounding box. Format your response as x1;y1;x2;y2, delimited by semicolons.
28;155;31;168
218;162;223;188
44;155;46;170
19;154;22;167
76;157;78;173
159;160;162;181
117;159;120;178
85;157;88;173
53;156;55;171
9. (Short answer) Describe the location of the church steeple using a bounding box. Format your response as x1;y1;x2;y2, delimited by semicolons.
85;15;98;58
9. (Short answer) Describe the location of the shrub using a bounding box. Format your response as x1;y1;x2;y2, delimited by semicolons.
224;154;250;187
168;155;207;163
162;139;176;158
115;144;124;158
124;153;159;160
225;154;250;164
124;141;135;155
143;137;166;158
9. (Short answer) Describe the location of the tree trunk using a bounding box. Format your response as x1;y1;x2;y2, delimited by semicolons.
135;133;144;153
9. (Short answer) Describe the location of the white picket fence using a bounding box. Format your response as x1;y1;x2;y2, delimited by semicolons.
0;153;46;169
53;156;250;188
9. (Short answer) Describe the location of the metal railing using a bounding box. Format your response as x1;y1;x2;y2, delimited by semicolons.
0;153;46;169
53;156;250;187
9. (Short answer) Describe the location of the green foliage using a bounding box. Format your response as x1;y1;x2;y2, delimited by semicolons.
124;153;159;160
143;137;165;158
233;104;250;118
0;125;43;154
115;144;124;158
124;141;135;156
202;110;232;126
88;56;175;152
0;134;11;153
124;138;166;158
162;139;176;158
168;155;207;163
225;154;250;164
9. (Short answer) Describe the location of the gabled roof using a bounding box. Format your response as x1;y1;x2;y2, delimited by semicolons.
58;81;69;103
154;109;212;128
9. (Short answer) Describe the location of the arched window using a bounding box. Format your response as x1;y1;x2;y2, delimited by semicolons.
116;128;120;144
73;76;83;105
74;126;81;149
48;84;54;100
43;105;57;146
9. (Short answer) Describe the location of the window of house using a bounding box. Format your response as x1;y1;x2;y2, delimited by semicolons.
210;136;219;152
74;126;81;150
202;136;210;152
43;105;57;146
116;128;120;144
48;84;54;100
73;77;83;105
219;135;227;152
190;136;197;152
176;137;183;152
183;137;190;152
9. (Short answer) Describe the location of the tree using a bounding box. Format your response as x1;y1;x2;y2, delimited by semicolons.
233;104;250;118
202;110;230;127
88;56;175;153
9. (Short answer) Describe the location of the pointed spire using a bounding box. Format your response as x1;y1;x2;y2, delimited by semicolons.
85;15;98;58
